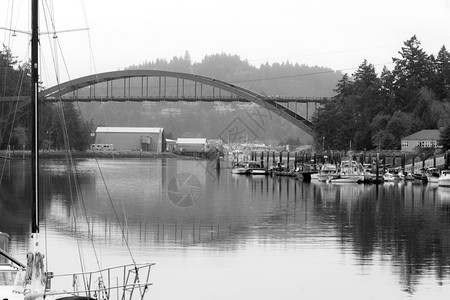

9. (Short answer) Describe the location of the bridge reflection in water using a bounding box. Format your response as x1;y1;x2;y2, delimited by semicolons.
1;158;450;299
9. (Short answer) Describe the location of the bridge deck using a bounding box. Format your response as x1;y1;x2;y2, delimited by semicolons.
0;95;331;103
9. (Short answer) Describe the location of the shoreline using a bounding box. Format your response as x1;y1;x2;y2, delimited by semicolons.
0;150;196;160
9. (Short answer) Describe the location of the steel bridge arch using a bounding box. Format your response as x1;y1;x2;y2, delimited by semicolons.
41;70;315;138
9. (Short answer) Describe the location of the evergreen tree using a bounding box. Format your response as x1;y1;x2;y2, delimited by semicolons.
52;103;92;151
439;124;450;150
432;46;450;100
10;126;28;149
392;35;434;111
379;66;396;114
0;46;31;148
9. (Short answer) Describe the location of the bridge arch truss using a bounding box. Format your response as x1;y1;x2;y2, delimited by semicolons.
41;70;326;137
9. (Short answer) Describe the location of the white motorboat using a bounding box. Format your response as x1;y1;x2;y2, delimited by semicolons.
383;171;397;182
426;167;440;183
316;163;339;182
331;154;364;184
247;161;268;175
438;170;450;187
231;162;249;174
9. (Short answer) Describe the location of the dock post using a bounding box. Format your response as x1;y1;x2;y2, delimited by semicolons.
412;156;415;173
272;151;276;167
447;151;450;169
216;151;220;170
294;152;298;170
433;154;436;168
279;151;283;169
401;154;405;173
376;153;380;183
287;151;290;170
261;151;264;168
446;151;450;169
266;151;270;170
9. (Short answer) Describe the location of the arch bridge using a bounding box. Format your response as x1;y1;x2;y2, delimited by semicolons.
5;70;333;138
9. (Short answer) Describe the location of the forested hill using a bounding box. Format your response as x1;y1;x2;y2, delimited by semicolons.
77;53;343;146
126;52;342;97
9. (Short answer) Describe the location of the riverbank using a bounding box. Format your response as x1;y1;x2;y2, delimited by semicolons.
0;150;194;160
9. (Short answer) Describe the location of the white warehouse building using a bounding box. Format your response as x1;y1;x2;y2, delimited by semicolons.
94;127;165;153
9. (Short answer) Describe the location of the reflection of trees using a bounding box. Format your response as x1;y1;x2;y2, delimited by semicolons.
5;158;450;294
311;183;450;292
0;161;31;244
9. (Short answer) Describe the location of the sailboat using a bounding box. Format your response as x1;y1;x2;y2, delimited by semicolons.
2;1;155;299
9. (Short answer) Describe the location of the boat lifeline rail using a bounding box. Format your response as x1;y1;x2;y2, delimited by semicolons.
49;262;155;299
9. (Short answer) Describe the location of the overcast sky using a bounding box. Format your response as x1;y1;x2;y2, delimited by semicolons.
2;0;450;87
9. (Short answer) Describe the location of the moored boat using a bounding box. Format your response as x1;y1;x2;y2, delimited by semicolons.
231;162;249;174
404;172;415;180
231;166;248;175
247;161;268;175
317;163;339;182
413;169;428;183
331;153;364;184
383;171;397;182
426;167;440;183
438;170;450;187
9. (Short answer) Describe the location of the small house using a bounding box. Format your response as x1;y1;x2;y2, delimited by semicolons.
401;129;440;151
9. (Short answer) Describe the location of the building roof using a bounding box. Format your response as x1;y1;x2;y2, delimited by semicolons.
176;138;207;144
402;129;440;141
96;127;163;133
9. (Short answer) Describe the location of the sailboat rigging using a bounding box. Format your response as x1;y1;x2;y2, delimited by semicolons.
1;1;155;299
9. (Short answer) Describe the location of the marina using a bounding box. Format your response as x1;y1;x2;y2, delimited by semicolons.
228;149;450;185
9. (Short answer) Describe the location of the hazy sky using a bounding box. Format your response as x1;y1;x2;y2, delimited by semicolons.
2;0;450;87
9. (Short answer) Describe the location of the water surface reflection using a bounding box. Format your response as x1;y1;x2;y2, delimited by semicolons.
1;159;450;299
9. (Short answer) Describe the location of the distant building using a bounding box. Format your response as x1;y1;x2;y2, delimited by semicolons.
161;108;181;115
95;127;165;152
401;129;441;151
207;139;223;147
236;103;259;111
175;138;208;152
214;104;235;113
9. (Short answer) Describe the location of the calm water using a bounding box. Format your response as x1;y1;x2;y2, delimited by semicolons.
1;158;450;299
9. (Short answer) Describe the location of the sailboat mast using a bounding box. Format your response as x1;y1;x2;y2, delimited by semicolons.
31;0;39;234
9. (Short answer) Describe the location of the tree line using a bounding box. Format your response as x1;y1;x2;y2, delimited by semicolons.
312;36;450;151
3;35;450;152
0;45;93;151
